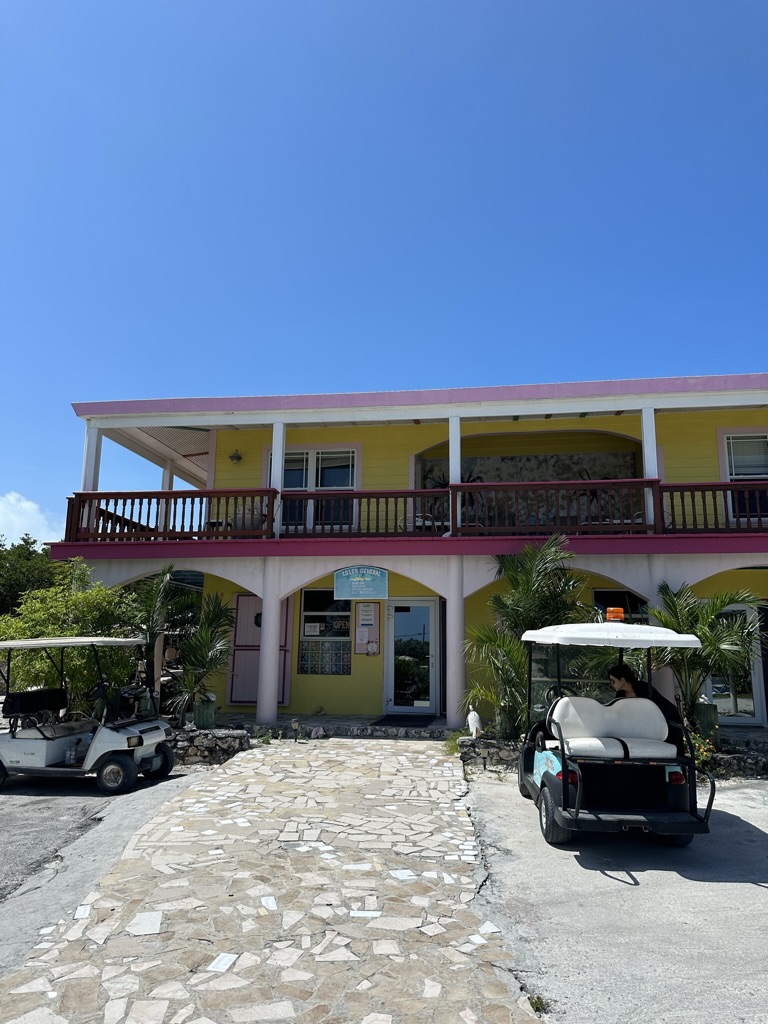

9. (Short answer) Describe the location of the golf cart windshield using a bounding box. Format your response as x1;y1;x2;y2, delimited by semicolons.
0;637;150;726
521;623;701;718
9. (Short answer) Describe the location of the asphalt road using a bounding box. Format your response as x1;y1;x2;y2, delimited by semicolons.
468;775;768;1024
0;769;198;974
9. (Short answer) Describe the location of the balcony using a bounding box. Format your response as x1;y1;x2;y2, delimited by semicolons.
62;479;768;545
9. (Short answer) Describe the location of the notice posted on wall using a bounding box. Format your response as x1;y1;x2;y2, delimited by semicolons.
355;602;380;654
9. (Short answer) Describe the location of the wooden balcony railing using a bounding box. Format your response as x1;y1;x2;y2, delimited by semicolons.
659;482;768;533
66;490;277;542
450;479;656;535
63;480;768;543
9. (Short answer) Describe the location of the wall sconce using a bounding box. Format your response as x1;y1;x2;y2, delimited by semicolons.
229;450;243;464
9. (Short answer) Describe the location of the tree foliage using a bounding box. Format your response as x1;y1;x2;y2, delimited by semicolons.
0;535;56;616
650;581;763;728
463;535;592;737
0;559;140;698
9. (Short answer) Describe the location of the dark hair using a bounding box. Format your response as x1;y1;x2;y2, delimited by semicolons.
607;663;649;698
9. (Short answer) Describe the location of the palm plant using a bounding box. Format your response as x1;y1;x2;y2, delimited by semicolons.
172;594;235;727
650;581;763;729
463;535;591;737
130;563;201;691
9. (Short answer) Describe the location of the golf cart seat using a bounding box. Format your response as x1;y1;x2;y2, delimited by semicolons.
14;718;99;739
546;695;677;759
2;687;68;718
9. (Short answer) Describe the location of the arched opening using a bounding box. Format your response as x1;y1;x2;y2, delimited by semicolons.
687;568;768;727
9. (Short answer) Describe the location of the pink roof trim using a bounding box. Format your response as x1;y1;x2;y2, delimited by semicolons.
72;373;768;419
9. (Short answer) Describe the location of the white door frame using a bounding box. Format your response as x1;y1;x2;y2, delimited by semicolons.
383;598;438;715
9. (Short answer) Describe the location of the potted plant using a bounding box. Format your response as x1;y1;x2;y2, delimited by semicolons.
173;594;235;729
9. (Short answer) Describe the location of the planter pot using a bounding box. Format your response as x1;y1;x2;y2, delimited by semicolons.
494;707;516;741
695;701;720;750
193;701;217;730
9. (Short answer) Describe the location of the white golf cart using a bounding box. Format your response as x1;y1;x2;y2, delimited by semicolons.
0;637;175;795
517;621;716;846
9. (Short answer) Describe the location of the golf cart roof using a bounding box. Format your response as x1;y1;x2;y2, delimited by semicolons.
521;623;702;649
0;637;144;650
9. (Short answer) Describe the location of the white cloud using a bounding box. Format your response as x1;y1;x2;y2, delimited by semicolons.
0;492;65;546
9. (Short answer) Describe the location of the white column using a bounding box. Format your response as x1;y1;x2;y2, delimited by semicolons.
445;556;465;729
158;461;174;532
257;557;282;724
641;406;659;526
81;423;102;491
448;416;462;483
270;421;286;538
448;415;461;530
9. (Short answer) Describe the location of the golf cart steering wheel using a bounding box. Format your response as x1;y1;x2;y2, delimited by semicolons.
120;684;145;699
545;683;580;704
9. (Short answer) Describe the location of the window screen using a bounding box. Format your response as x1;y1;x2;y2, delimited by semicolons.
727;435;768;480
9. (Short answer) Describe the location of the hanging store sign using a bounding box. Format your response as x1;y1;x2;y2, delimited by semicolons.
334;565;389;600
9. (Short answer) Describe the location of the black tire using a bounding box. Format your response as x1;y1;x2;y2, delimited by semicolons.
657;833;694;847
142;741;175;780
0;763;7;789
96;754;139;795
539;785;573;845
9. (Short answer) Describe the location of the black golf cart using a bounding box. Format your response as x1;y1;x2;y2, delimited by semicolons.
517;622;716;846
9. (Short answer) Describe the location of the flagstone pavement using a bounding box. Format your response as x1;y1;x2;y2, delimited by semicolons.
0;739;536;1024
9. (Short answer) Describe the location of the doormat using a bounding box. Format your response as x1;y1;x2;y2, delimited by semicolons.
370;715;436;727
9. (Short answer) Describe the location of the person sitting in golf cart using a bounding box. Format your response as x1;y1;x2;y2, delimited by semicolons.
608;663;682;729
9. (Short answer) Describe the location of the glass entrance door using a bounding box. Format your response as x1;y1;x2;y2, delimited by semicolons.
385;601;436;714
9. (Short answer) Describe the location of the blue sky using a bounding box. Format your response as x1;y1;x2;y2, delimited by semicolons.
1;1;766;543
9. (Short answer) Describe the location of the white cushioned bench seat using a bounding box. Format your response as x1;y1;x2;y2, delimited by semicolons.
547;696;677;759
15;719;98;739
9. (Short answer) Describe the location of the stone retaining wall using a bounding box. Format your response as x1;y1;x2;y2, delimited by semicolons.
169;724;251;765
458;735;768;778
458;736;520;768
709;751;768;777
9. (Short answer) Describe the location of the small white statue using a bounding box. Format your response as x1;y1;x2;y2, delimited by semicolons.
466;705;483;738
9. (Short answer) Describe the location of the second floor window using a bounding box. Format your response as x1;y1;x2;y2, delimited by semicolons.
726;434;768;517
282;450;356;490
276;449;357;529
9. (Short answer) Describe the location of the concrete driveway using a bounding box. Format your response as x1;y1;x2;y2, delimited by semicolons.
468;776;768;1024
0;771;198;974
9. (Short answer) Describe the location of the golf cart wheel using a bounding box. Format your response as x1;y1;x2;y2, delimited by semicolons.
96;754;139;795
539;786;572;845
657;833;694;847
142;741;175;780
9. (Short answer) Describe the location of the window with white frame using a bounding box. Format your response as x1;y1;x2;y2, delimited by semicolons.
726;434;768;517
297;590;352;675
275;449;357;528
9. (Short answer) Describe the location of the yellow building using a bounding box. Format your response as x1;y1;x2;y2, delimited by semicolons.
53;373;768;728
